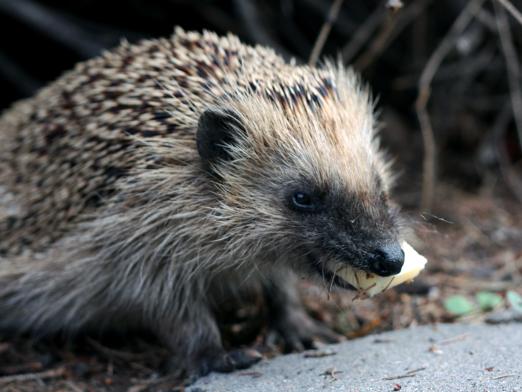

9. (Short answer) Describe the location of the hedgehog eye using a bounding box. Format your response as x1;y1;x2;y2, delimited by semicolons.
291;191;316;212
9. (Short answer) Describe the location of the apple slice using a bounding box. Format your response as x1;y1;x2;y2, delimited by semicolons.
330;241;427;297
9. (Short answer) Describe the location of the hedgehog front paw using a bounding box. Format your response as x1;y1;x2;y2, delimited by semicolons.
181;348;263;384
204;348;263;373
267;309;343;352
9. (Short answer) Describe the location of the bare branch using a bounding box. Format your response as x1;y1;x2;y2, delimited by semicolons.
342;4;386;64
308;0;345;66
494;0;522;25
354;0;432;70
0;367;66;385
494;0;522;149
415;0;486;211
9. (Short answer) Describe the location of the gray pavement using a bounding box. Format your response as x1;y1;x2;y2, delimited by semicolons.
191;323;521;392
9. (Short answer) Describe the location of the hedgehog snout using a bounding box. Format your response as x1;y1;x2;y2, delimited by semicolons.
367;241;404;277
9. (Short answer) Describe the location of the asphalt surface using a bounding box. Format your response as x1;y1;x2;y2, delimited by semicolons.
190;323;521;392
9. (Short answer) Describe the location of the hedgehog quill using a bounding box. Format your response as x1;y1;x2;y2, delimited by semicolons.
0;29;423;379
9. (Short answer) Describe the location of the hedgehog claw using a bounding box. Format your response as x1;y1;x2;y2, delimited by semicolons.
209;348;263;373
182;347;262;384
267;310;343;353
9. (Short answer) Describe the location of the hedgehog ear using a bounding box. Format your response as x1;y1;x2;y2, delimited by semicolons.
196;109;245;164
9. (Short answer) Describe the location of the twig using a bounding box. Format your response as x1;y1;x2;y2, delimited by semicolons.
383;374;416;380
354;0;432;70
383;367;426;380
308;0;345;66
304;349;337;358
301;0;357;35
438;333;469;345
0;367;66;385
127;385;148;392
239;371;263;378
477;8;499;31
0;361;44;375
415;0;486;211
354;9;399;70
494;0;522;25
64;381;85;392
494;1;522;150
342;3;386;64
393;47;497;90
491;374;516;380
320;367;343;380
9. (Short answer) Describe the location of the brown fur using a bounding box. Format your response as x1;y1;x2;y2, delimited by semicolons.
0;28;397;378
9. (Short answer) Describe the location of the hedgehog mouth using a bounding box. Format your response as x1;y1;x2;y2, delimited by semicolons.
307;254;356;291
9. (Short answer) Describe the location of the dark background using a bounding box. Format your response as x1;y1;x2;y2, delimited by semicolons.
1;0;521;206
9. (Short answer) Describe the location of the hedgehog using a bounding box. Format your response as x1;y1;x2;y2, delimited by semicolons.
0;28;404;379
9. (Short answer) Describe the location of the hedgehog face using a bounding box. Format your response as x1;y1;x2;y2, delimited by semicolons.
197;88;403;287
280;171;404;286
283;177;404;284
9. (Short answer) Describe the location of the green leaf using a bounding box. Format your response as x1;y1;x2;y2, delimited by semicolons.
475;291;503;311
507;291;522;313
444;295;475;316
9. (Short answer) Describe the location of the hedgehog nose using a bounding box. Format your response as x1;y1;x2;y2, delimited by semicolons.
369;242;404;277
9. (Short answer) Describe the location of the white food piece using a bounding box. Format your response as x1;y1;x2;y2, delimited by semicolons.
329;241;427;297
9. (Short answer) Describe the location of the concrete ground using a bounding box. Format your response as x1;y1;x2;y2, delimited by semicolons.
191;323;521;392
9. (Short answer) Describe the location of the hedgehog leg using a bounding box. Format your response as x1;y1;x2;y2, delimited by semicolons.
264;270;343;352
157;301;262;382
